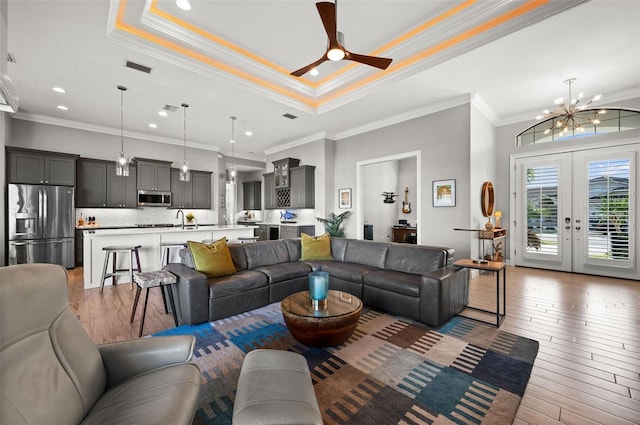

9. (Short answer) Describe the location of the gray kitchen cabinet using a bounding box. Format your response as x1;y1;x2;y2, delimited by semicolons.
272;157;300;189
76;159;107;208
75;229;84;266
8;148;77;186
192;171;212;209
289;165;315;208
135;159;171;191
170;168;193;208
255;224;268;242
170;169;211;209
279;225;315;239
106;163;137;208
263;172;277;209
242;180;261;210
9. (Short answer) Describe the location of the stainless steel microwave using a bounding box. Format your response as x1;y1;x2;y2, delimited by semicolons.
137;190;171;207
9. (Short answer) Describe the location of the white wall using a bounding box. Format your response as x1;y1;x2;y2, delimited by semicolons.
363;161;399;242
469;99;498;259
397;157;418;225
335;104;472;259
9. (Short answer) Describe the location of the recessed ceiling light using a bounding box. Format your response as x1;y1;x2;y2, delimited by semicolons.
52;86;66;93
309;68;319;76
149;123;158;128
245;130;253;136
176;0;191;11
56;105;68;111
158;110;168;117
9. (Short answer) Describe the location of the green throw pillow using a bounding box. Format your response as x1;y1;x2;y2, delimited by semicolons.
187;238;236;277
300;233;334;261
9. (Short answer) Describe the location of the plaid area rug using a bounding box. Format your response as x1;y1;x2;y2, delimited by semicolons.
153;303;538;425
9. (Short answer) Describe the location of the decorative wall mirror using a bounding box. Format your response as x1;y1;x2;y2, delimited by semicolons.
481;182;495;230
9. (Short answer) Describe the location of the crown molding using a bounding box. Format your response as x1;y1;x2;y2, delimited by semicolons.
470;93;498;125
335;94;471;141
263;131;333;156
11;112;219;152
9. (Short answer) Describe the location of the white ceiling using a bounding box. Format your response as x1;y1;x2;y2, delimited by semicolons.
5;0;640;162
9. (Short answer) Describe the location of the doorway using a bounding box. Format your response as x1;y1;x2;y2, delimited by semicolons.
512;145;637;279
356;151;421;243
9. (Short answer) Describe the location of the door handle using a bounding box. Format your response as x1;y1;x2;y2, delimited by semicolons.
565;226;571;230
575;226;581;230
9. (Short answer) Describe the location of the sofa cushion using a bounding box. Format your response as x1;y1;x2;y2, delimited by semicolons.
207;270;268;298
385;245;448;274
329;238;348;262
320;261;380;283
363;270;421;297
343;239;389;269
80;363;201;425
187;239;236;277
300;233;333;261
244;240;290;269
284;238;301;262
253;261;312;284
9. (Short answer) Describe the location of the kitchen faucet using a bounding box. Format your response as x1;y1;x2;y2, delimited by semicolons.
176;209;184;229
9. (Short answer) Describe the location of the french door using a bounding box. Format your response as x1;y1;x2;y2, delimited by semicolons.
513;145;637;280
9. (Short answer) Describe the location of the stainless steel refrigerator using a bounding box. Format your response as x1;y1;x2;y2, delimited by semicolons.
8;184;75;268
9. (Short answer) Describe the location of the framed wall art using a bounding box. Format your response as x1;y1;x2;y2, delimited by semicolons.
339;188;352;209
433;179;456;207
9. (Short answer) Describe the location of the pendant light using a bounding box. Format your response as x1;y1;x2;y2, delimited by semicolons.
180;103;191;181
115;85;129;176
228;116;237;184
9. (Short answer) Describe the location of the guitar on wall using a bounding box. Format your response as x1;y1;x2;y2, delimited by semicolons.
402;187;411;214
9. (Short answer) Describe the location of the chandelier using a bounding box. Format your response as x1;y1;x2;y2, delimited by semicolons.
115;85;129;176
536;78;603;137
179;103;190;182
228;116;237;184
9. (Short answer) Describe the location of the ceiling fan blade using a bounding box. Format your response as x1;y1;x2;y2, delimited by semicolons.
290;55;328;77
343;50;392;70
316;2;338;46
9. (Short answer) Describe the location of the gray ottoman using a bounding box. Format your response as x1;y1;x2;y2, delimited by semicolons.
232;349;322;425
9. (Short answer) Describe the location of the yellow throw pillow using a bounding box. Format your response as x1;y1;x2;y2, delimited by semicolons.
300;233;334;261
187;238;236;277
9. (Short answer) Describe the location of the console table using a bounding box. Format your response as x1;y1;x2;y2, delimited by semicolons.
453;259;506;327
392;226;417;244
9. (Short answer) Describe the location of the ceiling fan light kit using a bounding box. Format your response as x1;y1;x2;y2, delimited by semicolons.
291;1;392;77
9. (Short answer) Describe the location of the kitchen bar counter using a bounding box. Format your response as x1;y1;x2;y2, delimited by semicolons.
82;225;256;289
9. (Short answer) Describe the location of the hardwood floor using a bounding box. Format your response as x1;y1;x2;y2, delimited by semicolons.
66;266;640;424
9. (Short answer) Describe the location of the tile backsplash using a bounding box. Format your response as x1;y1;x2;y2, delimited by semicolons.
76;208;218;227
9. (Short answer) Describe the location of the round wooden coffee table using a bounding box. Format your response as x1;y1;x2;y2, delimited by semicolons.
281;290;363;347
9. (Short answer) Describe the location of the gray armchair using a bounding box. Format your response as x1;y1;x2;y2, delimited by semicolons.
0;263;202;425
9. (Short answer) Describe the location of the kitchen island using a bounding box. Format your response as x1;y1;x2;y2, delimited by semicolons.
82;225;256;289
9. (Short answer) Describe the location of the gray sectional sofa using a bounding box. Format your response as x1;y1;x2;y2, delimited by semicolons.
163;238;469;328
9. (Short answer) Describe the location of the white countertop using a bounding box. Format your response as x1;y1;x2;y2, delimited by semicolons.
81;224;256;236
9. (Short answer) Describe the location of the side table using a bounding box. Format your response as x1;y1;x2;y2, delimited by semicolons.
453;259;506;327
130;270;179;337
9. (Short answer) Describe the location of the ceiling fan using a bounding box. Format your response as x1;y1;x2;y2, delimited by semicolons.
290;1;393;77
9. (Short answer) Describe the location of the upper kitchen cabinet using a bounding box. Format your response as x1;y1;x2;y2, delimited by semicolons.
263;173;277;209
134;158;171;191
7;147;77;186
242;180;262;210
273;157;300;189
170;169;212;209
290;165;315;208
106;163;137;208
76;159;107;207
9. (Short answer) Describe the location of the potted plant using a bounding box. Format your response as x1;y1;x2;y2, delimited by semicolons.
186;212;195;224
316;211;351;237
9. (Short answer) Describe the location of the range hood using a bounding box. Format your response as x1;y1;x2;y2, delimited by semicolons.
0;74;19;113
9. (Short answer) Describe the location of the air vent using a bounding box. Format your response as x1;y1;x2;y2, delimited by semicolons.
125;60;152;74
162;104;179;112
282;113;298;120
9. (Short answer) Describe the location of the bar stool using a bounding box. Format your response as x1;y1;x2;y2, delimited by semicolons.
130;270;179;337
160;241;187;267
100;245;142;291
238;236;259;243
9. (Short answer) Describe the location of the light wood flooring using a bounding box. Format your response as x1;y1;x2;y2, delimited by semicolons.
66;266;640;424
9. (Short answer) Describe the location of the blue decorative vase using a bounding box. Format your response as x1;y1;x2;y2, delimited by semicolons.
308;271;329;309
